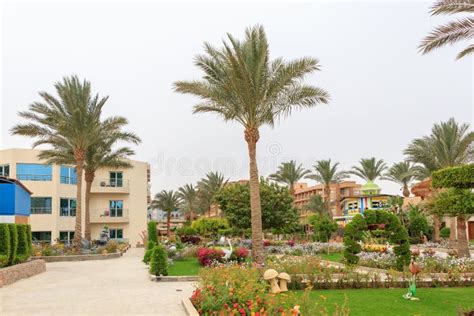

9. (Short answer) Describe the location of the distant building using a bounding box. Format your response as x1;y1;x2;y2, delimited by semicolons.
149;208;186;235
293;181;362;217
0;176;32;224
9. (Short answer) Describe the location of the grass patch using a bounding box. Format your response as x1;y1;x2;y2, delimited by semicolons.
168;258;201;276
296;287;474;316
319;252;344;263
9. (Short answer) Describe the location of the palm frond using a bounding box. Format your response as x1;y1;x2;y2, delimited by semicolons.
430;0;474;15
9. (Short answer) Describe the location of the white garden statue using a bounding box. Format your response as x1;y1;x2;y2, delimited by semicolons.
222;238;233;260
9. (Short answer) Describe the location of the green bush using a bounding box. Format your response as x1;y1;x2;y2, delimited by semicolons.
176;226;197;236
432;164;474;189
8;224;18;266
148;221;158;244
16;225;30;263
143;240;156;264
309;215;338;242
0;224;11;267
191;217;229;237
149;245;168;276
440;227;451;238
343;214;366;265
105;240;118;253
26;225;32;255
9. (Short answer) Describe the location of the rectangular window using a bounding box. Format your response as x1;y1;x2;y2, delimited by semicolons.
0;164;9;177
59;231;75;244
109;228;123;239
109;200;123;217
60;166;77;184
60;198;76;216
109;172;123;187
16;163;52;181
31;197;52;214
32;231;52;243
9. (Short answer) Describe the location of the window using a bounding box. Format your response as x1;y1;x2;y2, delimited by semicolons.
371;201;386;209
32;231;52;243
109;200;123;217
60;166;77;184
59;231;75;244
60;198;76;216
31;197;52;214
16;163;52;181
109;228;123;239
0;164;9;177
347;202;359;210
109;172;123;187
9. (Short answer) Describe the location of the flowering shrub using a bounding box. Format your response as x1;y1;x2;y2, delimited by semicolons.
361;244;387;253
230;247;249;263
197;247;224;266
357;252;397;269
265;242;344;256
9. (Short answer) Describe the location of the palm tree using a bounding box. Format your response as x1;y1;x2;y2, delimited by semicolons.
303;194;326;217
11;76;105;248
174;25;329;263
178;184;198;221
83;118;141;240
197;172;227;217
350;158;388;182
383;161;418;197
269;160;310;196
306;159;347;219
419;0;474;60
151;190;181;238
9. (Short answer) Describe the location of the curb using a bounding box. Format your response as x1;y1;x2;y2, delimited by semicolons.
181;298;199;316
150;274;199;282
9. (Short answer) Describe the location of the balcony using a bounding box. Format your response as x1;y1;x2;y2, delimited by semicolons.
90;208;129;224
90;179;129;194
30;207;52;215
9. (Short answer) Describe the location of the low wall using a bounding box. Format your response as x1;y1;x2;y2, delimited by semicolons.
0;260;46;287
32;252;122;262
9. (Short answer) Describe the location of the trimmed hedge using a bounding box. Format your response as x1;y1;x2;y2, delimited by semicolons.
147;221;158;244
149;244;168;276
0;224;10;267
0;223;32;268
432;164;474;189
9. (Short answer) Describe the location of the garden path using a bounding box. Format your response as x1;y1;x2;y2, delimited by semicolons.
0;248;195;315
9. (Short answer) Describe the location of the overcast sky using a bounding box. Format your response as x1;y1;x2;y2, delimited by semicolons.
1;1;472;195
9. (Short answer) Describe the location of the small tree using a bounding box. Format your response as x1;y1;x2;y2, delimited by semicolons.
309;215;337;242
191;218;229;237
147;221;158;244
16;225;30;263
8;224;18;266
143;240;156;264
0;224;11;267
149;245;168;276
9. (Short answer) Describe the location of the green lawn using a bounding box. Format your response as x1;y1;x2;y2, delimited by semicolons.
319;252;344;263
296;287;474;316
168;258;201;276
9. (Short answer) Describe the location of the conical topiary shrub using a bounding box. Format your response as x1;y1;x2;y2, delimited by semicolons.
8;224;18;266
0;224;11;267
143;240;156;264
149;245;168;276
16;225;30;263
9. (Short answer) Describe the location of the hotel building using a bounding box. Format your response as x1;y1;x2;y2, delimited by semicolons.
0;148;149;246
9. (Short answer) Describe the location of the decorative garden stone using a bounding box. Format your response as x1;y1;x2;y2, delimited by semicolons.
277;272;291;292
263;269;280;293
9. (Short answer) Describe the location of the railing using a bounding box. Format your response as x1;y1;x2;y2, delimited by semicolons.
30;207;52;214
90;209;129;223
60;207;76;217
60;176;77;185
93;179;129;188
17;174;52;181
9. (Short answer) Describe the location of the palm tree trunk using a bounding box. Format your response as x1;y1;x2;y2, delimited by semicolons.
167;211;171;238
324;184;332;219
433;215;440;242
72;150;84;250
245;127;264;264
456;216;470;258
402;184;410;198
84;171;95;241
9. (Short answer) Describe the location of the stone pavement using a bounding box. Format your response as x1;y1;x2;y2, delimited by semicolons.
0;248;195;316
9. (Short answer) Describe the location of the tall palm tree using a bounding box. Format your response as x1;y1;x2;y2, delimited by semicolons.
405;118;474;243
178;184;198;221
151;190;181;238
197;171;228;217
174;25;329;263
383;161;418;198
350;157;388;182
303;194;326;217
269;160;310;196
83;119;141;240
419;0;474;60
11;76;105;248
306;159;347;219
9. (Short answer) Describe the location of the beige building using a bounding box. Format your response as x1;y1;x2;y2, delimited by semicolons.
0;148;149;246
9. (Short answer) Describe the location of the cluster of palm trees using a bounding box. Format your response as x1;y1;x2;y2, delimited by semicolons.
150;171;227;238
11;76;141;248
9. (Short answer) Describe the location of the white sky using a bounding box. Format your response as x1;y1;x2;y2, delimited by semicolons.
1;0;472;195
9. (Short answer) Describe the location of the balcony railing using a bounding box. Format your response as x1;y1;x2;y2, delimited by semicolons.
90;179;130;194
90;208;129;223
30;207;52;214
17;174;52;181
60;207;76;217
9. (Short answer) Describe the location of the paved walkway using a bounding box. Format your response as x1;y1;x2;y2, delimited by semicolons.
0;248;195;316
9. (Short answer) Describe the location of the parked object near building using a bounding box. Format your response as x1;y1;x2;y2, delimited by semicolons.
0;177;32;224
0;148;149;246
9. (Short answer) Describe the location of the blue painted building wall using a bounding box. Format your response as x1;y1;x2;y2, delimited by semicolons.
0;181;31;216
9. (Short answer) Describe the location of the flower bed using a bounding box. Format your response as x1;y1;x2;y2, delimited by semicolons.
196;246;250;267
264;242;344;256
31;240;127;257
